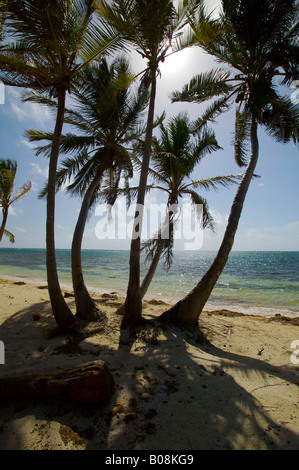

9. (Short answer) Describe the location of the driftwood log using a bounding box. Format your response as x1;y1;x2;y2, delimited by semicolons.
0;361;115;405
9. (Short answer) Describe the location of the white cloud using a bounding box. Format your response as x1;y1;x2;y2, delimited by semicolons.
15;226;27;233
8;206;23;216
8;206;17;216
7;88;52;125
30;181;39;192
239;221;299;251
20;138;38;150
30;162;48;179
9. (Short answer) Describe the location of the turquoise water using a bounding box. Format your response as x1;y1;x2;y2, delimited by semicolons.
0;248;298;317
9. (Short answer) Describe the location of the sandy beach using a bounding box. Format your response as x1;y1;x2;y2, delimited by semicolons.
0;277;298;450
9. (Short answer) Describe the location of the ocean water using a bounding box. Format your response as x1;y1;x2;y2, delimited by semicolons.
0;248;298;318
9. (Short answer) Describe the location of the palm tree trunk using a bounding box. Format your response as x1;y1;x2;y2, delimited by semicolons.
123;72;157;326
159;117;259;327
72;169;105;321
47;89;75;328
0;208;8;243
140;203;175;299
140;238;165;299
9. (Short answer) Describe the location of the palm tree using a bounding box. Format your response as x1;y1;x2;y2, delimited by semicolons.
95;0;203;325
159;0;299;327
0;159;31;243
136;113;242;298
0;2;5;43
27;56;149;321
0;0;122;328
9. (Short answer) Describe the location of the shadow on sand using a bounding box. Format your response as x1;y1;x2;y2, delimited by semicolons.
0;297;298;450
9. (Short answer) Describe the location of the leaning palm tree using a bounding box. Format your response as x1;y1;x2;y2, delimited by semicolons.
137;113;242;298
95;0;203;325
0;1;5;43
0;0;122;328
27;57;149;321
159;0;299;327
0;159;31;243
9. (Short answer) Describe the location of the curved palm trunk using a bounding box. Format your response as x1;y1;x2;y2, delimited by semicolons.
140;204;175;299
123;73;157;326
0;208;8;243
140;238;165;299
47;89;75;328
72;169;105;321
159;118;259;327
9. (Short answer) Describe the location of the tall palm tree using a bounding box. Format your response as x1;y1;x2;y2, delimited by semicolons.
27;56;149;321
95;0;203;325
0;159;32;243
0;0;122;328
0;1;5;43
159;0;299;327
136;113;242;298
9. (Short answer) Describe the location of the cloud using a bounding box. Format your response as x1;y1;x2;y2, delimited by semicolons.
10;100;28;121
20;138;38;151
30;181;39;192
30;162;48;179
240;221;299;250
7;88;52;125
8;205;23;216
15;226;27;233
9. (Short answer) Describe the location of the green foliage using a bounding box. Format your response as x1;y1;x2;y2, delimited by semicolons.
139;112;242;268
172;0;299;165
26;56;148;205
0;1;6;43
0;158;32;243
0;0;122;95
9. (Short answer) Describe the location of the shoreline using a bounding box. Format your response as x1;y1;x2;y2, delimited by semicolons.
0;278;298;450
1;270;298;320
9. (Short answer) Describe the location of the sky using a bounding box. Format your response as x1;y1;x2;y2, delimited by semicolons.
0;21;298;252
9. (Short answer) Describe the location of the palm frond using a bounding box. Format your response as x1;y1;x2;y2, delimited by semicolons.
185;173;243;192
171;68;232;104
0;159;31;216
191;96;231;132
184;189;215;231
141;210;177;271
1;0;124;95
22;90;57;108
233;106;252;166
0;169;14;202
77;8;125;68
0;159;17;174
10;180;32;205
262;95;299;145
4;229;15;244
